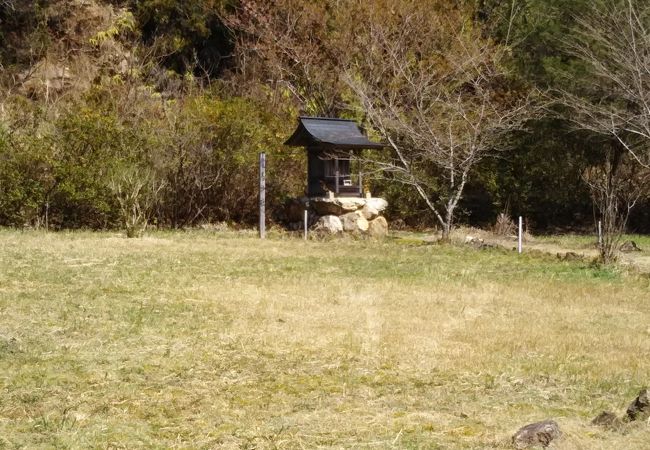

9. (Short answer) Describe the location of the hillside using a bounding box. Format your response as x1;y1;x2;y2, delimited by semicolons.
1;0;649;235
0;0;302;230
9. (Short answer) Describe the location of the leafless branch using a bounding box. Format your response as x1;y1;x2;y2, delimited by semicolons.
559;0;650;168
345;8;536;238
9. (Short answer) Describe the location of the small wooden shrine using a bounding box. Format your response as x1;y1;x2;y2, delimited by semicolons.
284;117;384;197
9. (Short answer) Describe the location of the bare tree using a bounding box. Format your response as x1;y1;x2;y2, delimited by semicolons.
562;0;650;168
582;147;649;262
557;0;650;261
346;6;535;240
224;0;352;116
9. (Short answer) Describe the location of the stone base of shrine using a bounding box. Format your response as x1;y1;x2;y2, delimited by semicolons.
284;196;389;237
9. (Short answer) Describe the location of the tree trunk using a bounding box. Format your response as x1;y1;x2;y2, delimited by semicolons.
441;222;452;242
441;206;455;242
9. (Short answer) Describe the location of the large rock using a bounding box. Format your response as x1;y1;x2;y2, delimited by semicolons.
311;197;366;216
340;212;357;231
314;215;343;234
340;212;369;233
310;197;387;216
591;411;622;429
367;216;388;237
626;388;649;421
361;204;379;220
357;217;370;232
20;60;79;99
512;420;561;449
366;197;388;213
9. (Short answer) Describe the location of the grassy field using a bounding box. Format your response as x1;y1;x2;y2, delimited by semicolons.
1;230;649;449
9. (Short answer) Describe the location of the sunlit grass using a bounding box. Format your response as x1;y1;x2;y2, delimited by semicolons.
1;229;649;448
534;233;650;249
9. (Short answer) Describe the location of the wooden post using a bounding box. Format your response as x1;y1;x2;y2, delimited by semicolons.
334;158;340;195
358;162;363;198
518;216;523;254
259;152;266;239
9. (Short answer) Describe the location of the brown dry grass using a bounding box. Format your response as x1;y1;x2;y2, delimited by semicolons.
1;229;649;448
446;227;650;274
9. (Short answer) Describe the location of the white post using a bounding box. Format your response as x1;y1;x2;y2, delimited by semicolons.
304;209;308;240
259;152;266;239
518;216;523;254
598;220;603;248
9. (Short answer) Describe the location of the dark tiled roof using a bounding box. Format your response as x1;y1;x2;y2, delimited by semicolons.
285;117;385;149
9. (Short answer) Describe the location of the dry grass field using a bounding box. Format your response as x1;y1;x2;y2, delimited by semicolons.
1;229;649;449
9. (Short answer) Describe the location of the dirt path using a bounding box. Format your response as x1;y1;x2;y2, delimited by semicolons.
509;239;650;273
440;228;650;274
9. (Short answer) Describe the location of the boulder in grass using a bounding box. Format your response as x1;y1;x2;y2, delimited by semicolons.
512;420;561;449
626;388;649;421
591;411;623;430
465;235;483;244
367;216;388;238
357;216;370;232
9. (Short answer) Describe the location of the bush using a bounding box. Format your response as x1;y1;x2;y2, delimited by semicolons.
0;85;304;230
154;95;303;227
109;165;164;237
493;212;516;236
0;123;55;227
46;107;153;229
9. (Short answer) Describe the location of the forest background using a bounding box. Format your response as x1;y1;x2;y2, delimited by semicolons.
1;0;649;234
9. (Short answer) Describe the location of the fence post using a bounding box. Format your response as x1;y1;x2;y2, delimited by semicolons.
518;216;523;254
304;209;308;240
259;152;266;239
358;169;363;198
598;220;603;248
335;158;340;195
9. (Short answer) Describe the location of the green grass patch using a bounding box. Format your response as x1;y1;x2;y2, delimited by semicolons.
0;230;648;448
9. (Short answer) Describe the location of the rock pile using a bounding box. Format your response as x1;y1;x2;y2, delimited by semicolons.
286;196;389;237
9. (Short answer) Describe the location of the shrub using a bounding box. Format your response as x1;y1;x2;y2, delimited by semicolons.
493;212;516;236
109;165;164;237
154;95;303;227
0;86;304;230
0;122;55;227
